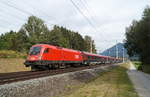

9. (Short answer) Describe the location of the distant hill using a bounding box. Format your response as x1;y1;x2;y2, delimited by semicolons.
100;43;128;58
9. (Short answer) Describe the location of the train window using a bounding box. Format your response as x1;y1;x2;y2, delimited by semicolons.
88;56;91;59
29;46;41;55
44;48;49;53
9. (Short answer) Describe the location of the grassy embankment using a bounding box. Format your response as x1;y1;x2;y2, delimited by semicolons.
61;63;138;97
132;61;150;74
0;50;30;73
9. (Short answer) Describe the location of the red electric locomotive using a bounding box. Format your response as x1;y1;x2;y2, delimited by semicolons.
25;44;84;70
24;44;121;70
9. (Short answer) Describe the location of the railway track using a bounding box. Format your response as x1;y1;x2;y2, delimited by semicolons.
0;64;110;85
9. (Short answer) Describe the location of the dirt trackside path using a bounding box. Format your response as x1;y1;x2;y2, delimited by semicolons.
127;62;150;97
61;63;138;97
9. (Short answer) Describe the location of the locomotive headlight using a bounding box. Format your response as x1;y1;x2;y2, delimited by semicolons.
38;56;42;60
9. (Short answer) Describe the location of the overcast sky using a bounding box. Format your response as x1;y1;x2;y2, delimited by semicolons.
0;0;149;52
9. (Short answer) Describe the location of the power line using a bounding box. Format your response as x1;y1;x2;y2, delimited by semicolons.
70;0;111;41
0;0;56;29
80;0;102;28
0;1;27;24
79;0;114;41
0;0;33;15
78;0;95;20
71;0;122;52
78;0;99;27
70;0;98;32
10;0;60;25
0;10;26;22
0;16;23;29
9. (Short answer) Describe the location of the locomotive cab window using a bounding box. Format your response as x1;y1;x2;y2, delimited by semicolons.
29;46;41;55
88;56;91;59
44;48;49;53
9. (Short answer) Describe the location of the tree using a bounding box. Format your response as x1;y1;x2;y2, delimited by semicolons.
21;16;49;44
0;16;97;53
0;30;18;50
47;25;69;48
84;35;97;53
16;29;30;52
0;34;8;50
125;6;150;65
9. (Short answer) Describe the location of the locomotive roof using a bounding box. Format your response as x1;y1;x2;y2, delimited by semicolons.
32;44;81;53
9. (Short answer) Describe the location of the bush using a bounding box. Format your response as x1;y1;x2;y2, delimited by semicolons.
142;65;150;74
133;61;141;69
0;50;27;58
137;65;142;70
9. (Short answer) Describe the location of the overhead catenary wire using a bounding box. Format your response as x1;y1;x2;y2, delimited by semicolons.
0;0;33;15
0;0;33;30
0;10;27;22
0;0;56;28
0;1;27;28
0;1;47;35
78;0;114;41
78;0;97;23
1;0;103;36
0;0;78;39
10;0;60;26
70;0;99;33
70;0;117;52
0;17;24;30
78;0;102;31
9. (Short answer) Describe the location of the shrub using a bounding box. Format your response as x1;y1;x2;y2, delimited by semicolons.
142;65;150;74
0;50;27;58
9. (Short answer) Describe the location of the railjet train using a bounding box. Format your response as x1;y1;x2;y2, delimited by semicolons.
24;44;121;70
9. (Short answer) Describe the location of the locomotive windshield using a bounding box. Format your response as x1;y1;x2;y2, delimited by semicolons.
29;46;41;55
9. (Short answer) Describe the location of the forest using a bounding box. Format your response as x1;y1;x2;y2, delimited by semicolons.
0;16;97;54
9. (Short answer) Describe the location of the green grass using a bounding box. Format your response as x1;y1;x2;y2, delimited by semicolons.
61;63;138;97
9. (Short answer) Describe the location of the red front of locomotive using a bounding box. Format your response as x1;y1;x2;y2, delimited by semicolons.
24;44;84;67
24;44;49;66
26;44;45;61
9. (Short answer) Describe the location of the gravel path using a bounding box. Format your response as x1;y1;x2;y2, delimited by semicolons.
127;62;150;97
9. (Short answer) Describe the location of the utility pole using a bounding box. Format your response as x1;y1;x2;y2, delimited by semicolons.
123;47;125;62
116;41;118;59
108;49;110;56
90;40;93;53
